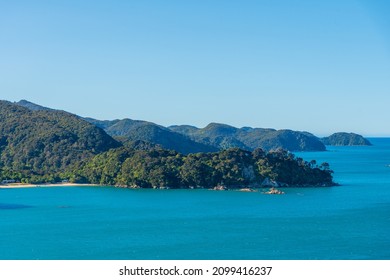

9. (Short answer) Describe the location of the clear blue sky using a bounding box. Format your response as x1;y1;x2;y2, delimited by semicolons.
1;0;389;136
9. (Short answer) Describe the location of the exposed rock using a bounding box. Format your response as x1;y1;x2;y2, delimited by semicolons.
261;178;280;187
263;187;285;195
239;188;256;192
213;185;228;191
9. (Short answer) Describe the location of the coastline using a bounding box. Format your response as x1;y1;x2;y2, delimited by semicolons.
0;182;337;190
0;183;101;189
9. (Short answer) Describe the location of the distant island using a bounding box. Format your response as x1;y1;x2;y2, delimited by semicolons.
321;132;372;146
0;99;336;189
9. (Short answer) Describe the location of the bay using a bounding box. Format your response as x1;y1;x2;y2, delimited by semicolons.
1;138;389;260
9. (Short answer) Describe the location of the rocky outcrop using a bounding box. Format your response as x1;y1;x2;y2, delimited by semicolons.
263;187;285;195
213;185;228;191
261;178;280;187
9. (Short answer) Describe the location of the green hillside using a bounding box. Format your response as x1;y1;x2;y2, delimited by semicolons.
17;100;327;153
321;133;372;146
78;147;335;188
86;118;218;154
0;100;119;181
0;99;335;188
169;123;326;152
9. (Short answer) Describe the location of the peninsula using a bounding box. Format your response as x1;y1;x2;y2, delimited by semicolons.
0;99;335;189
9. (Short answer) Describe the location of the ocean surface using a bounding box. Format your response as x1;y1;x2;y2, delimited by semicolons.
1;138;390;260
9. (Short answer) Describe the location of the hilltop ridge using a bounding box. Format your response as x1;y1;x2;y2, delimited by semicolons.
15;100;371;154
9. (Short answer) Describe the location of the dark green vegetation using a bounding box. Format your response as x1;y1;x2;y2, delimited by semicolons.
321;133;372;146
85;117;217;154
16;99;53;111
18;100;325;153
87;119;326;153
0;100;119;183
18;100;217;154
16;100;371;153
0;100;334;187
169;123;326;152
78;147;334;188
87;119;327;153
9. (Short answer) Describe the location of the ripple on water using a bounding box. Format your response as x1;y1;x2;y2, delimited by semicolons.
0;203;33;210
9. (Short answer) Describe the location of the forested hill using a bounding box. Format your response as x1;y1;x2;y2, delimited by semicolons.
15;100;370;153
16;100;326;152
169;123;326;152
0;99;335;187
85;118;326;153
85;117;218;154
0;100;119;177
77;147;335;188
12;101;219;154
321;132;372;146
16;99;54;111
86;119;326;153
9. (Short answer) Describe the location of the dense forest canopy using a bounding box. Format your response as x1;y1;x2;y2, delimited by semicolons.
78;147;334;188
321;133;372;146
169;123;327;152
1;100;335;187
0;100;119;182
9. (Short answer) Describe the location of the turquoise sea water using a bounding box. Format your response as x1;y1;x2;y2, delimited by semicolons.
1;138;390;260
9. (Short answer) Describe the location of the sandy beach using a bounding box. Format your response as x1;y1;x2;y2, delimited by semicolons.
0;183;101;189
